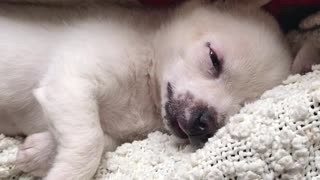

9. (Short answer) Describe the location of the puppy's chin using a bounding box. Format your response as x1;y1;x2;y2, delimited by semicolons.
169;131;206;150
169;135;199;152
171;134;189;144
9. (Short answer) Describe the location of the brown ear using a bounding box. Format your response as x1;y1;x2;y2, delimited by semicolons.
291;40;320;75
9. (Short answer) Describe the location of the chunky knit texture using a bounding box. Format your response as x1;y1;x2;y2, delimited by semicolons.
1;65;320;180
98;65;320;180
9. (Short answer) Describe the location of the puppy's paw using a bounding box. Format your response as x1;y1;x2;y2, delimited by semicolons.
15;132;56;177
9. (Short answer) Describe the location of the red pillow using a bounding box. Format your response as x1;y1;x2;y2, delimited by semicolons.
265;0;320;16
138;0;320;12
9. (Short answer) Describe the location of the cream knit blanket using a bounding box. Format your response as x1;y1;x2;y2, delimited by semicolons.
102;65;320;180
1;65;320;180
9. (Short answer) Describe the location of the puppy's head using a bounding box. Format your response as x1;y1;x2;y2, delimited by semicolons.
155;1;292;147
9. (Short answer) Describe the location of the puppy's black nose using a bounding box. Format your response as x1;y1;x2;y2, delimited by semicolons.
187;107;218;147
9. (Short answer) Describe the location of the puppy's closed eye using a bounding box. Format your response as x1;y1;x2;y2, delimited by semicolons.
205;42;223;77
209;48;222;76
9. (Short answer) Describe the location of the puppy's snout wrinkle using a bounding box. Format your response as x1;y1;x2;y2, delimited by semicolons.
186;106;218;147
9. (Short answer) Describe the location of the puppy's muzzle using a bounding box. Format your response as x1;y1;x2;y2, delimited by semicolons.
179;106;219;147
164;83;220;147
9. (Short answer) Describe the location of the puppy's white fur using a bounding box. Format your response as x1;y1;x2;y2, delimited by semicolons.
0;1;294;180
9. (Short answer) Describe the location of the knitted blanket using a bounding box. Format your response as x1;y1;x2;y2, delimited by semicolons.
102;66;320;180
1;9;320;180
2;65;320;180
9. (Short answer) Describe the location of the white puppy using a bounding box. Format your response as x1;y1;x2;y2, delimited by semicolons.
0;1;315;180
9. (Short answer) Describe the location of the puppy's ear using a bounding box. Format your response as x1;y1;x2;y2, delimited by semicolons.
291;40;320;75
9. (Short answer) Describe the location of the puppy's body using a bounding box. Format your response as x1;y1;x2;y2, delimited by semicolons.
0;5;167;178
0;4;163;138
0;2;294;180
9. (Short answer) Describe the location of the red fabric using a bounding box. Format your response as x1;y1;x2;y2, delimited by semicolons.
267;0;320;6
138;0;320;15
138;0;320;6
264;0;320;16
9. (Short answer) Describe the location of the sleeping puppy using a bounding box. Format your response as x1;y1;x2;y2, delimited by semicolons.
0;0;315;179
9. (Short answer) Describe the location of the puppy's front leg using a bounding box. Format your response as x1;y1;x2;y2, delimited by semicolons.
34;77;104;180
